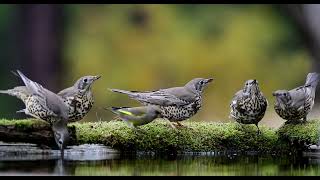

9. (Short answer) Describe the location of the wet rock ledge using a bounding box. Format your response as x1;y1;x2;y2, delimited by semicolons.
0;119;319;154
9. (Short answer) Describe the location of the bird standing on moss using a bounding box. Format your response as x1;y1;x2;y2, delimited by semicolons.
58;75;101;122
230;79;268;134
273;72;320;124
0;70;70;157
109;78;213;128
0;75;101;123
106;105;161;129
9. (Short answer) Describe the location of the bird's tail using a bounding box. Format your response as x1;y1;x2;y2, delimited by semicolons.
16;70;44;96
305;72;320;88
108;88;137;96
0;86;28;101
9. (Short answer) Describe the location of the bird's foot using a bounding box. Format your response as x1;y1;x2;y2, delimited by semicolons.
112;116;122;122
169;123;177;129
172;122;188;129
255;124;261;135
256;129;261;135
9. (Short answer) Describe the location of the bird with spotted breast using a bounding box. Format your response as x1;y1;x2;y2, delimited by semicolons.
0;70;70;157
0;75;101;123
57;75;101;122
109;78;213;128
273;72;320;124
230;79;268;134
106;105;161;129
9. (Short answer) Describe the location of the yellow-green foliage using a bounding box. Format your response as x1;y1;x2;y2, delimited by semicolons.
63;4;310;125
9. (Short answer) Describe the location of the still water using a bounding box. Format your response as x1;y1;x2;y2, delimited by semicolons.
0;143;320;176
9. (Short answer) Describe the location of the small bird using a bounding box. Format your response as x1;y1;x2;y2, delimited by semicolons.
273;72;320;123
230;79;268;134
106;105;161;129
0;75;101;123
0;70;70;157
58;75;101;122
109;78;213;127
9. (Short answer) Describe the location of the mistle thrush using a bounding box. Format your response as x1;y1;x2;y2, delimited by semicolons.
230;79;268;134
273;72;320;124
58;75;101;122
109;78;213;127
2;70;70;156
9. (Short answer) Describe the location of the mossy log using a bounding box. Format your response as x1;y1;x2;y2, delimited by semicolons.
0;119;319;154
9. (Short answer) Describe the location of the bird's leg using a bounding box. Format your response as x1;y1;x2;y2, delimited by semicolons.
165;119;176;129
255;123;261;135
235;122;244;130
175;121;184;127
303;116;307;123
173;121;189;129
95;112;101;122
112;116;122;121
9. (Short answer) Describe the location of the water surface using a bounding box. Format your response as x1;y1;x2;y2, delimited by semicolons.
0;143;320;176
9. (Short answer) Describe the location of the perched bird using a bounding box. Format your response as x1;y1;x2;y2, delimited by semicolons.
273;72;320;123
106;105;161;129
230;79;268;134
0;75;101;123
0;70;70;156
109;78;213;127
58;75;101;122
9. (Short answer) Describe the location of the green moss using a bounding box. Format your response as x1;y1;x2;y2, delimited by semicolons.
1;119;319;154
71;120;280;153
276;120;320;152
0;118;49;130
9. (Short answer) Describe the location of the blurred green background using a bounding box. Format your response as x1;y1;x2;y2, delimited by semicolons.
0;4;315;128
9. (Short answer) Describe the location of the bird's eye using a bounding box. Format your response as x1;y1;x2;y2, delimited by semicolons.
83;78;88;83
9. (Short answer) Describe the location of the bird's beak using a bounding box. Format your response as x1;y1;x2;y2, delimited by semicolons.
94;75;101;81
272;92;277;96
206;78;214;83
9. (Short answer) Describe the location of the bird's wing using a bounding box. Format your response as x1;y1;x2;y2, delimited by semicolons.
16;70;48;106
161;87;197;103
132;89;190;106
230;90;243;107
58;86;78;98
289;86;308;109
230;90;248;114
110;87;190;106
16;70;68;118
